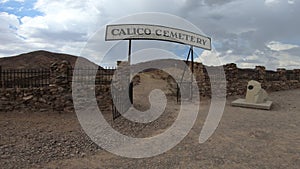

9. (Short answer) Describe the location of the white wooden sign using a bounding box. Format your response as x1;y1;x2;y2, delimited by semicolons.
106;24;211;50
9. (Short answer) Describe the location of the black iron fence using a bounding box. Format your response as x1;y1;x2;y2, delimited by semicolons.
0;66;116;88
286;70;300;81
70;67;115;85
264;70;300;81
111;82;133;120
238;68;259;80
0;68;50;88
265;70;280;81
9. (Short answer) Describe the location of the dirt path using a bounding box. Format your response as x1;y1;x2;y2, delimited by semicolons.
1;89;299;169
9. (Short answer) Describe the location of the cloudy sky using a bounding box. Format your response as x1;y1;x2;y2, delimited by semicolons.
0;0;299;70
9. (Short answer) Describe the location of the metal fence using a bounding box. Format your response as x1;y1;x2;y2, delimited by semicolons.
0;68;50;88
265;70;280;81
286;70;300;81
0;66;116;88
238;68;259;80
70;67;115;85
111;83;132;120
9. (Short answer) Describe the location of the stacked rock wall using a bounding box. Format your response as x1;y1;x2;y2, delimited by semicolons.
0;61;111;112
191;62;300;96
0;60;299;112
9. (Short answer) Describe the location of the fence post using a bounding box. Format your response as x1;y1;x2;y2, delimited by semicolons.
224;63;238;96
293;69;300;81
49;60;72;88
277;68;287;81
255;66;266;83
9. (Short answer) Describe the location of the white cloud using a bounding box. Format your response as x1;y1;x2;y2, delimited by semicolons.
266;41;299;51
195;50;224;66
288;0;295;4
0;12;19;31
21;0;104;35
0;0;107;57
226;50;233;54
195;49;278;70
0;0;24;3
9;0;198;60
265;0;280;5
265;0;296;6
0;0;9;3
0;0;299;70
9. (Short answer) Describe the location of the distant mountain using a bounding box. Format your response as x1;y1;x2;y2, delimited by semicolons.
0;50;98;69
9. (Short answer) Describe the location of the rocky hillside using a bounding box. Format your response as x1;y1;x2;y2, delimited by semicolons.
0;50;96;69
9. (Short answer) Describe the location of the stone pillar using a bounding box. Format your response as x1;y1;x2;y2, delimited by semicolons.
50;60;72;87
277;68;287;81
224;63;238;96
194;62;204;82
224;63;238;81
117;61;123;66
112;61;132;116
114;61;130;89
255;66;266;83
49;60;73;112
196;62;210;97
293;69;300;81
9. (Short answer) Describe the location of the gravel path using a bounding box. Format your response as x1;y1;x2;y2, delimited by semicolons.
1;89;300;169
0;112;101;169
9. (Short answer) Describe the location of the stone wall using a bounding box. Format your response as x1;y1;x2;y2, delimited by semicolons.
0;60;299;112
190;62;300;96
0;61;112;112
129;60;300;97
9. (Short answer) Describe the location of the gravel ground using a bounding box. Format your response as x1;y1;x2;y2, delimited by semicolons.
1;89;300;169
0;111;101;169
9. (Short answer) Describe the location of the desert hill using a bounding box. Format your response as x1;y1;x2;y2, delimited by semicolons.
0;50;96;69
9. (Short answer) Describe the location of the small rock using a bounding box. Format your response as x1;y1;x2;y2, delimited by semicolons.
38;98;47;103
23;95;33;101
80;153;86;157
1;155;10;159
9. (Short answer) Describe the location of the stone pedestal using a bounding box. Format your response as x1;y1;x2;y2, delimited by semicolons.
232;80;272;110
232;99;272;110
